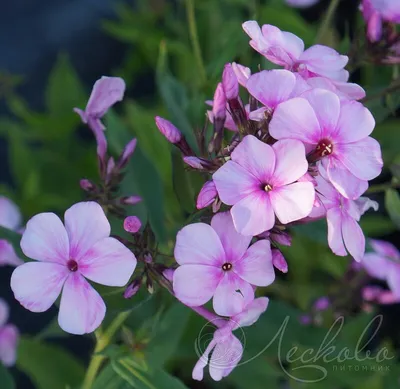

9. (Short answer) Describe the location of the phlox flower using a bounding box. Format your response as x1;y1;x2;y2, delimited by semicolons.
310;173;378;261
362;239;400;298
0;197;23;267
213;135;315;236
173;212;275;316
361;0;400;42
242;21;349;82
0;299;19;367
11;202;137;335
193;297;269;381
269;88;383;199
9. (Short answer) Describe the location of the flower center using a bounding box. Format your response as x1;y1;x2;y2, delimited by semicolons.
316;139;333;157
67;259;78;272
222;262;233;271
264;183;273;192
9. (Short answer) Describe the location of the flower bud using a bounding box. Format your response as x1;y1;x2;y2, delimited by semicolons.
118;138;137;168
80;179;94;192
272;249;288;273
155;116;182;144
212;83;227;121
163;268;175;282
124;216;142;233
313;297;330;312
144;253;152;263
196;181;217;209
299;314;312;325
270;231;292;247
123;280;141;299
121;195;142;205
222;63;239;100
183;156;214;170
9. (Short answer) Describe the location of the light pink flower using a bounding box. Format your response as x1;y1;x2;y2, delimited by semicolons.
11;202;137;335
193;297;269;381
361;0;400;42
270;88;383;199
213;135;315;235
362;239;400;298
242;21;349;82
311;173;378;261
0;299;19;367
173;212;275;316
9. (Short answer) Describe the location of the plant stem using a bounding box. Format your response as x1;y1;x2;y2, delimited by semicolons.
185;0;207;84
315;0;340;44
81;311;131;389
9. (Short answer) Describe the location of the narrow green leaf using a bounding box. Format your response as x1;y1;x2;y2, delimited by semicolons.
385;189;400;229
0;363;15;389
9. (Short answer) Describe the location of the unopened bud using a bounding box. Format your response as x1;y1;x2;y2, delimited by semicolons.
313;297;330;312
212;83;227;121
270;231;292;247
118;138;137;168
299;314;312;325
222;63;239;100
196;181;217;209
144;253;152;263
80;179;94;192
155;116;182;144
106;157;115;179
272;249;288;273
163;268;175;282
124;280;141;299
124;216;142;233
121;195;142;205
183;156;214;170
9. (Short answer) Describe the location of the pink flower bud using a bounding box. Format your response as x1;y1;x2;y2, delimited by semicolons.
124;216;142;233
222;63;239;100
196;181;217;209
212;83;227;121
183;156;205;169
80;179;94;192
124;280;141;299
106;157;115;178
270;232;292;247
313;297;330;311
163;268;175;282
121;196;142;205
118;138;137;168
144;253;152;263
299;314;312;325
155;116;182;144
272;249;288;273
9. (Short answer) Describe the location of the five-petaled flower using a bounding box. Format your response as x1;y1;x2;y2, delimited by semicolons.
11;202;137;335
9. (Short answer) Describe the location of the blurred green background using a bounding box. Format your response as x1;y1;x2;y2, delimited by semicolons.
1;0;400;388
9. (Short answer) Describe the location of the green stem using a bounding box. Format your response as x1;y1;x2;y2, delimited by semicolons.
315;0;340;44
185;0;207;84
81;311;131;389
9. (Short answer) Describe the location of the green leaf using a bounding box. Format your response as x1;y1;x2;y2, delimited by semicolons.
112;356;189;389
359;215;396;236
385;189;400;229
0;363;15;389
17;337;85;389
93;364;131;389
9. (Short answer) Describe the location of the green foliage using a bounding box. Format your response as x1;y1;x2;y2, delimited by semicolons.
0;363;15;389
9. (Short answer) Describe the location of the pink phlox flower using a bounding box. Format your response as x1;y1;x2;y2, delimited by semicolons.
269;88;383;199
11;202;137;335
242;21;349;83
213;135;315;236
312;173;378;261
362;239;400;298
361;0;400;42
192;297;269;381
173;212;275;316
0;197;24;267
0;298;19;367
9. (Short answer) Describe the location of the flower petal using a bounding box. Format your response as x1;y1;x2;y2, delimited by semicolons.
271;139;308;186
232;297;269;329
0;240;23;267
269;97;321;144
20;213;69;264
342;214;365;262
325;157;368;199
174;223;225;266
335;100;375;143
362;253;391;280
0;197;21;231
213;161;259;205
58;273;106;335
301;89;340;138
270;182;315;224
11;262;68;312
231;135;276;183
246;70;296;108
326;208;346;256
0;325;19;367
369;239;399;259
337;137;383;181
78;237;137;287
64;202;111;261
213;273;254;316
387;270;400;298
231;192;275;236
173;265;222;307
211;212;252;263
234;240;275;286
